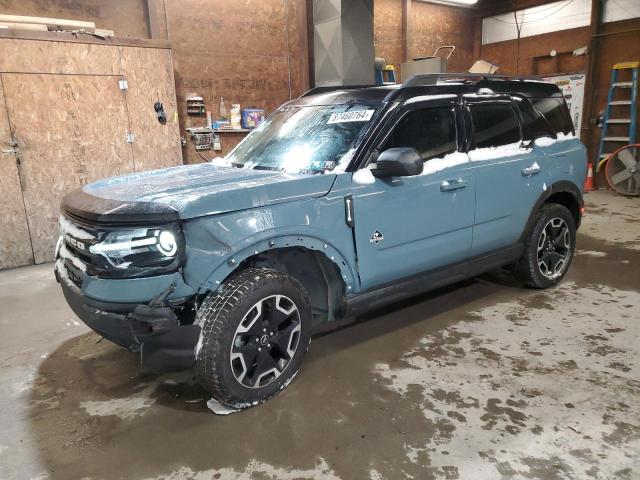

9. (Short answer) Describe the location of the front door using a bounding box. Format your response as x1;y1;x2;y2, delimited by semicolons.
351;102;475;290
0;78;33;269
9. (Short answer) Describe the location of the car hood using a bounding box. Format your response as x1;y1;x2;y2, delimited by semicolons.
62;164;337;223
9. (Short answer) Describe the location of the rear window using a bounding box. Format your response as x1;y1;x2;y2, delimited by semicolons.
530;97;574;136
469;104;521;148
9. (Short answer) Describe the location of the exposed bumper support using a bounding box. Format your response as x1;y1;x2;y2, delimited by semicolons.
57;271;199;371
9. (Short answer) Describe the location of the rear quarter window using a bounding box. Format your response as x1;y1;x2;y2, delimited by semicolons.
530;97;574;136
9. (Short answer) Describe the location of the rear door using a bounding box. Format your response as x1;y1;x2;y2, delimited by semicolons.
467;98;549;256
350;99;476;290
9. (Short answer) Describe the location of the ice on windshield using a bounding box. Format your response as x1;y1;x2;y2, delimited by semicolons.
225;104;377;174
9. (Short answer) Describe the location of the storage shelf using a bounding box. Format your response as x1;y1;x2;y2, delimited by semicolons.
213;128;252;133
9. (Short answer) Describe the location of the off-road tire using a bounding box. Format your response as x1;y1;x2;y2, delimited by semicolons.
195;268;312;409
514;203;576;288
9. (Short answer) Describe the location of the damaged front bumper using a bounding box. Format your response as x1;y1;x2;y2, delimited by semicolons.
56;265;200;371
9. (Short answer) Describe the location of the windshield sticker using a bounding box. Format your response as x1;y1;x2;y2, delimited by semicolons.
327;110;375;124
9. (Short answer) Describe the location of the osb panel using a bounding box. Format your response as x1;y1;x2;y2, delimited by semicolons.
0;38;120;75
0;78;33;269
2;73;135;264
118;46;182;171
374;0;404;69
166;0;288;57
166;0;309;164
374;0;476;78
410;2;475;74
0;0;149;38
174;53;292;162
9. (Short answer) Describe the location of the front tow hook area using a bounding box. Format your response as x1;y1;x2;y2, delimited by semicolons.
129;284;201;371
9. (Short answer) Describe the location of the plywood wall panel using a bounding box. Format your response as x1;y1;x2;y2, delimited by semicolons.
0;0;149;38
166;0;288;57
410;2;475;74
0;38;120;75
374;0;476;79
374;0;404;69
118;46;182;171
2;74;135;263
0;77;33;269
166;0;309;164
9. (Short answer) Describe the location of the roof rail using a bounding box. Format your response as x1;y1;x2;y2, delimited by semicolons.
402;73;543;88
299;85;375;97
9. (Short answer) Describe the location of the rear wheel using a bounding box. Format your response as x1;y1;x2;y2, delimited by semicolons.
514;203;576;288
195;268;312;409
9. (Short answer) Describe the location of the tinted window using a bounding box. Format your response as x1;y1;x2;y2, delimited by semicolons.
531;97;574;135
513;97;554;140
383;107;457;160
470;103;521;148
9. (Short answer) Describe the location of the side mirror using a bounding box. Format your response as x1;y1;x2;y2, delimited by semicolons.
371;147;423;178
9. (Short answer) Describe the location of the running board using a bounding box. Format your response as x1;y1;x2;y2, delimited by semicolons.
344;244;523;317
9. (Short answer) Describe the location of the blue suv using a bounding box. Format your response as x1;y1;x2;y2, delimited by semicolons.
56;74;587;409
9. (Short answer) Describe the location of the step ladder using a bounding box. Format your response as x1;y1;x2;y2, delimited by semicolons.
597;61;639;171
375;64;396;86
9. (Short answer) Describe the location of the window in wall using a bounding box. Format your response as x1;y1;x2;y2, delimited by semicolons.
383;107;457;160
470;103;521;148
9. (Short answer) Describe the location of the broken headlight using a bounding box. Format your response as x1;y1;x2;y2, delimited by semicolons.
90;227;182;270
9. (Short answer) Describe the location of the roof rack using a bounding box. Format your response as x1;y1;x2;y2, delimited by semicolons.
300;85;376;97
402;73;543;88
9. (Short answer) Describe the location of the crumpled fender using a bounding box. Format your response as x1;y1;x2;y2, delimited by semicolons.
180;194;359;295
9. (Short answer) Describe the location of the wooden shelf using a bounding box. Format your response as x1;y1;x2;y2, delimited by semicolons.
213;128;252;133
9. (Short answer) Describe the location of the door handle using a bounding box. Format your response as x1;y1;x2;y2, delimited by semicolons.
440;178;467;192
521;163;541;177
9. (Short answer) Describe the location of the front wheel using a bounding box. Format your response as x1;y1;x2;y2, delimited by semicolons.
514;203;576;288
195;268;312;409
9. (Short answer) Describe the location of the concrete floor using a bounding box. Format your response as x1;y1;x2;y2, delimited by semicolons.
0;189;638;480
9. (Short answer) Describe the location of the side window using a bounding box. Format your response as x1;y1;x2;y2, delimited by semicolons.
469;103;521;149
383;106;457;161
514;97;554;140
531;97;574;135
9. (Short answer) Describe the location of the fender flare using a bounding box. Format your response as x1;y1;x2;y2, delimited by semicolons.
198;234;358;295
519;180;583;243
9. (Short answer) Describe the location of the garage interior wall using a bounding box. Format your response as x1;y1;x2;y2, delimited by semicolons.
374;0;476;76
0;35;181;269
476;0;640;183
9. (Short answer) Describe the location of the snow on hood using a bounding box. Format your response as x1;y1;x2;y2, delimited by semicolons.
80;163;336;220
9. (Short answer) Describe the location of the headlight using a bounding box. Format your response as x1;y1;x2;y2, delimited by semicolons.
90;228;180;269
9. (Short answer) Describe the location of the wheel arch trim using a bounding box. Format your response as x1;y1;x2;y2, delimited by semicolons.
519;180;583;243
198;234;358;295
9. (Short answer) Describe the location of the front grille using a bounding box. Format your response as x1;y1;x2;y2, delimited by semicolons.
59;216;105;275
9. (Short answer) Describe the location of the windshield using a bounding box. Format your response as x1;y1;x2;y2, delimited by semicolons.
226;104;378;174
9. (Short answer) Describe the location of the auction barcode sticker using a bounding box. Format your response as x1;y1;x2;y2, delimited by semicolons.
327;110;375;124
